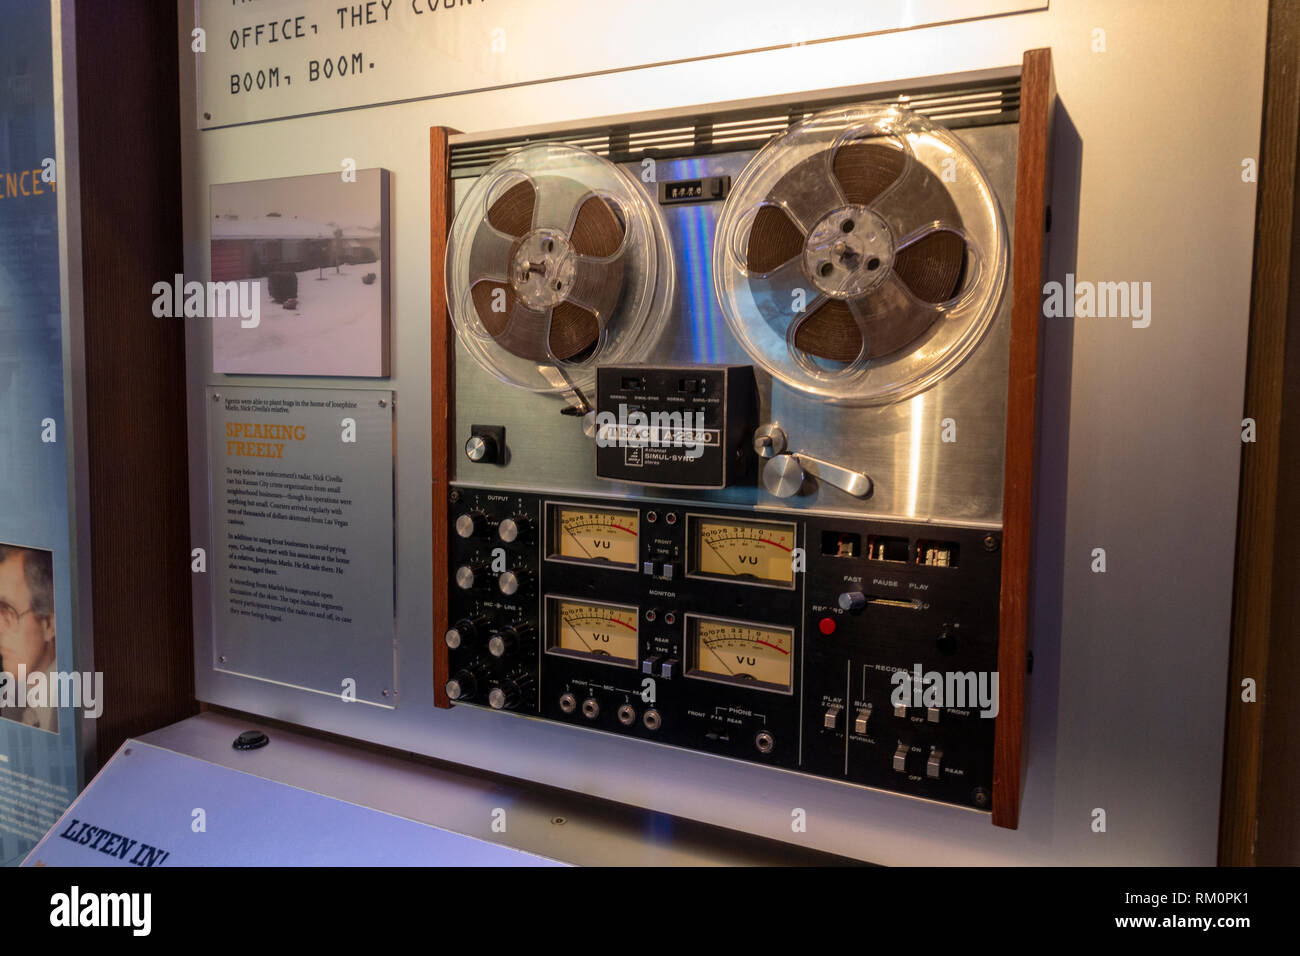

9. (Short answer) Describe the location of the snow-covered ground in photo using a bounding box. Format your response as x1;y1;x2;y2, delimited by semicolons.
212;263;384;376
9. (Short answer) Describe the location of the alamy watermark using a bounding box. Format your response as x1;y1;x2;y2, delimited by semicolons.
890;664;999;718
1042;274;1151;328
0;666;103;719
593;403;711;460
152;274;261;328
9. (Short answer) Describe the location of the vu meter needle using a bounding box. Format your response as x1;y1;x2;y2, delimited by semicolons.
705;538;742;575
704;638;738;676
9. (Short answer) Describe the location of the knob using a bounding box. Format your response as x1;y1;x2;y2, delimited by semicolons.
455;564;489;590
445;663;487;701
488;623;534;658
465;433;498;464
498;568;534;596
762;453;806;498
936;625;957;655
497;514;533;544
838;590;866;612
454;511;488;539
444;615;490;649
488;676;533;711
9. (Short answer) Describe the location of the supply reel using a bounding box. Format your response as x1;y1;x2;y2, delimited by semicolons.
714;105;1007;405
446;143;673;396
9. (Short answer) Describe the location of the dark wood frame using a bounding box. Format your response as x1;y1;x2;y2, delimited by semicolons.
431;126;458;709
993;47;1055;829
74;0;197;765
430;52;1055;829
1220;0;1300;866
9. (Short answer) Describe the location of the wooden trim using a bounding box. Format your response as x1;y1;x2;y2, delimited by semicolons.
992;47;1054;829
432;127;458;709
73;1;198;763
1220;0;1300;866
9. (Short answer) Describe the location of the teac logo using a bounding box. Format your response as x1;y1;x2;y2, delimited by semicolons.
49;886;151;936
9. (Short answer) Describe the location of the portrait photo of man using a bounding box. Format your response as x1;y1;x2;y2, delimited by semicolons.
0;543;57;734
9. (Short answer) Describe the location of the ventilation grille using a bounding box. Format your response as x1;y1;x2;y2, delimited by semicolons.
449;78;1019;179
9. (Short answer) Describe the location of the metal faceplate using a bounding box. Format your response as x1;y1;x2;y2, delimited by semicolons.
451;122;1018;528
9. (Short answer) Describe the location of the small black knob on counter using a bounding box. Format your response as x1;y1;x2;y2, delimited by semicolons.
936;625;957;655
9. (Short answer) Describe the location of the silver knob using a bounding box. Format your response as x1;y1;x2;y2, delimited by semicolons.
838;591;866;612
498;569;531;596
753;423;788;459
455;512;486;538
498;515;532;543
464;434;497;463
455;564;486;590
762;453;806;498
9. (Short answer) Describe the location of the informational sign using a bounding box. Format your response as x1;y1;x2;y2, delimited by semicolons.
0;0;82;867
24;741;562;867
207;386;396;704
195;0;1047;128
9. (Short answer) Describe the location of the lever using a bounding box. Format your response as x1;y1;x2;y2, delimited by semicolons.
753;424;872;499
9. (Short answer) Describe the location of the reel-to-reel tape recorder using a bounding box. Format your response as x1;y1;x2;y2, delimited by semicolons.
431;50;1053;828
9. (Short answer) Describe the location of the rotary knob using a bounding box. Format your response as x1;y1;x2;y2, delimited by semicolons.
762;453;806;498
455;563;489;590
497;514;534;544
488;623;534;658
937;625;958;655
488;675;534;711
464;433;498;464
444;615;491;649
445;663;488;701
454;511;488;539
838;591;866;612
497;568;534;596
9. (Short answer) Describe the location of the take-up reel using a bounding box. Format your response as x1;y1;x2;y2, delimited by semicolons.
714;104;1008;406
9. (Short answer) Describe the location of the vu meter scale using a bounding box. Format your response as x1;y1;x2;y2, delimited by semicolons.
434;51;1054;828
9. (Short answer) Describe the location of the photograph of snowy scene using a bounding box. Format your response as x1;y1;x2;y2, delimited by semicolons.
209;168;390;376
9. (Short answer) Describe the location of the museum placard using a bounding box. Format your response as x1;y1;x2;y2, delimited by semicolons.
207;386;396;705
195;0;1047;128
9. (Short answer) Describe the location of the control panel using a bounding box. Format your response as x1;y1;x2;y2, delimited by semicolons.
445;485;1001;811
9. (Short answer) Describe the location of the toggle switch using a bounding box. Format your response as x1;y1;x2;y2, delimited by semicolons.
823;704;842;730
892;741;910;773
927;746;944;779
854;706;872;735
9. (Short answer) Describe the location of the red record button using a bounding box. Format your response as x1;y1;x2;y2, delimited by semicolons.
818;616;836;635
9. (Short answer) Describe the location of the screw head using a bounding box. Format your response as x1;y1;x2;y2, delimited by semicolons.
982;534;999;552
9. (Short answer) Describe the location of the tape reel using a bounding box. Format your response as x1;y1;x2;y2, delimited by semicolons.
446;144;673;394
714;105;1008;405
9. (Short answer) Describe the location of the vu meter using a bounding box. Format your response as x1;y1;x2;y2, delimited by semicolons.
549;503;640;568
686;615;794;693
547;597;640;668
688;515;798;587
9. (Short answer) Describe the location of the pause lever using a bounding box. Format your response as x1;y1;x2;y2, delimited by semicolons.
753;424;872;499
